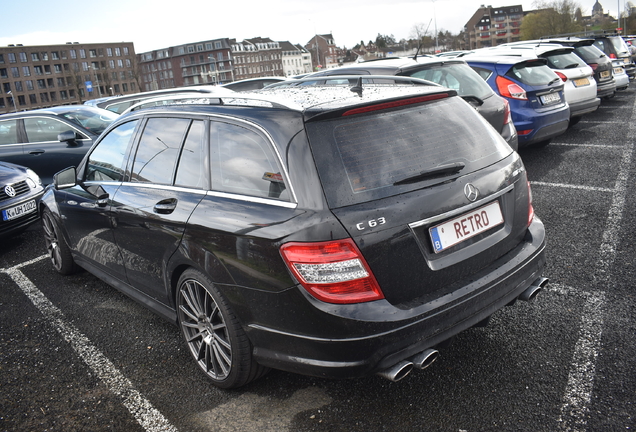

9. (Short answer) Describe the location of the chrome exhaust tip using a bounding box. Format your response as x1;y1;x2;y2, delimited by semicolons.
412;348;439;370
519;277;549;302
376;360;414;382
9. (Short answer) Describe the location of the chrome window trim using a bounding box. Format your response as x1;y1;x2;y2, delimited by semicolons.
134;110;298;204
206;190;297;208
409;183;515;229
118;182;208;195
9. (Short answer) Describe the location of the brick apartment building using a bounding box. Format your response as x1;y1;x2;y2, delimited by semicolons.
464;5;525;50
231;37;284;80
137;38;234;90
0;42;137;114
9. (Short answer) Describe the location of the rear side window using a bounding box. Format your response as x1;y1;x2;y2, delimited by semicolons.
307;96;511;208
131;118;190;184
210;121;288;201
508;62;558;85
407;63;493;99
0;119;18;145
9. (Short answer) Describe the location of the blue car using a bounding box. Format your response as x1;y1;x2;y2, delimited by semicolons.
463;55;570;148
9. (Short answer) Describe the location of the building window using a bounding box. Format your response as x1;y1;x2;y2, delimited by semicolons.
123;47;128;55
44;65;51;74
15;81;23;92
107;48;113;56
70;50;77;59
52;51;59;60
89;49;97;58
29;94;37;104
60;90;68;99
31;53;40;61
197;44;204;52
41;52;49;61
34;66;43;75
11;67;19;78
26;80;34;90
80;49;86;58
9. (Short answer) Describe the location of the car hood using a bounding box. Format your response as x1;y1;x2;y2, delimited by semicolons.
0;161;28;184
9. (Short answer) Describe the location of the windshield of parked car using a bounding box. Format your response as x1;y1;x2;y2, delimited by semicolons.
609;37;630;56
60;109;119;135
306;96;512;208
405;63;493;99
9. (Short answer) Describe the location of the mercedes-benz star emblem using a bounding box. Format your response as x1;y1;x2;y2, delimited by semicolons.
464;183;479;202
4;185;16;197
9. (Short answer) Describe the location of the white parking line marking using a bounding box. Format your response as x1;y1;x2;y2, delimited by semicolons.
530;181;614;193
557;94;635;432
2;260;178;432
550;143;624;149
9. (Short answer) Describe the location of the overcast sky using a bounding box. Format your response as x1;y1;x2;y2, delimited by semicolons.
0;0;612;53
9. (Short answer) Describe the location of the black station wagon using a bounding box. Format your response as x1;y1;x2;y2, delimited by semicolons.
40;81;548;388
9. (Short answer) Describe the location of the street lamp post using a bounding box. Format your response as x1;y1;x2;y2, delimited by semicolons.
7;91;17;112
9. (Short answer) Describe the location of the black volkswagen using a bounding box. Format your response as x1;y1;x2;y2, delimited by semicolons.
40;81;547;388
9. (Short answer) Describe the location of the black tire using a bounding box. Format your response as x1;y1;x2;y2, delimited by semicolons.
534;139;551;148
568;116;581;128
176;269;269;388
42;208;79;275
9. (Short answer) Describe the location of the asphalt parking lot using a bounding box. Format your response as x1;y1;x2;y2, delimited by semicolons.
1;86;635;432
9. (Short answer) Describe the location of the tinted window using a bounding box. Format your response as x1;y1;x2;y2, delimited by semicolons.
470;67;494;81
407;63;493;98
131;118;190;184
307;97;511;208
24;117;72;142
543;52;586;69
58;108;118;135
175;120;207;189
86;120;138;182
574;46;605;62
211;121;288;200
508;63;558;86
0;119;18;145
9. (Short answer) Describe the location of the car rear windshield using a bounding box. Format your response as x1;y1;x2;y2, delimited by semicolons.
543;51;586;69
405;63;494;99
507;61;559;86
574;45;605;62
306;96;512;208
60;109;119;135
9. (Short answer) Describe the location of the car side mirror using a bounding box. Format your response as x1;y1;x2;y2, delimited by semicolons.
53;167;77;190
58;130;78;146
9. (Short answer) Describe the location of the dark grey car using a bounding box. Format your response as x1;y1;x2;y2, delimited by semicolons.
269;57;519;151
0;106;118;184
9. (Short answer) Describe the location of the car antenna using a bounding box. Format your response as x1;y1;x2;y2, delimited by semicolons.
350;77;363;96
414;44;422;61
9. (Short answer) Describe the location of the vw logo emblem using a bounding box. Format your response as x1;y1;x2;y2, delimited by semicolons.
464;183;479;202
4;185;16;197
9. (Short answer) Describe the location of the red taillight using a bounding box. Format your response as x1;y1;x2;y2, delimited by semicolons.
517;129;533;136
527;181;535;227
502;98;513;126
555;71;567;82
589;63;599;71
280;239;385;304
496;76;527;100
610;53;617;59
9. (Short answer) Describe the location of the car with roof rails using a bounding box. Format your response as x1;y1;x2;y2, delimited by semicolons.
0;106;118;184
41;79;547;388
268;56;518;150
463;54;570;148
474;44;599;125
83;85;226;114
587;33;636;79
120;88;237;115
1;161;44;238
221;77;286;91
500;38;616;99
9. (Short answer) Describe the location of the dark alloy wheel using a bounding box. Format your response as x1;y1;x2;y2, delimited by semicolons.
176;269;268;388
42;208;79;275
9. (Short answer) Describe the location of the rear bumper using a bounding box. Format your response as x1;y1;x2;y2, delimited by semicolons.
568;97;600;118
247;218;547;379
596;80;616;98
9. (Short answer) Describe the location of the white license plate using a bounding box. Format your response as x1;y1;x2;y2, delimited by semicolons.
623;58;630;64
600;70;611;78
573;77;590;87
429;201;504;253
540;92;561;105
2;199;37;221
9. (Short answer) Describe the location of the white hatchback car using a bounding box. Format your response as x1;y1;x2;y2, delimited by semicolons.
611;58;630;91
475;44;600;125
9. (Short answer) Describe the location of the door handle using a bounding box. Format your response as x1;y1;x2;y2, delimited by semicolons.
154;198;177;214
29;149;45;155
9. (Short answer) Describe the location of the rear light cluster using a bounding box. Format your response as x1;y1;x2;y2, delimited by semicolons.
589;62;599;71
496;76;527;100
280;239;385;304
502;98;513;126
527;180;535;227
555;71;567;82
342;93;450;116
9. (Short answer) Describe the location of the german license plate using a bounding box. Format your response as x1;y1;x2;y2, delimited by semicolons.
429;201;504;253
573;77;590;87
2;200;37;221
600;70;611;78
540;92;561;105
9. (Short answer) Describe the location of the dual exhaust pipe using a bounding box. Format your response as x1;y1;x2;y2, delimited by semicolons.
376;277;549;382
376;348;439;382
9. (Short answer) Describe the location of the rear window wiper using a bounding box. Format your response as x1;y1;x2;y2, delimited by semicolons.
393;162;466;186
548;77;561;86
461;95;484;106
